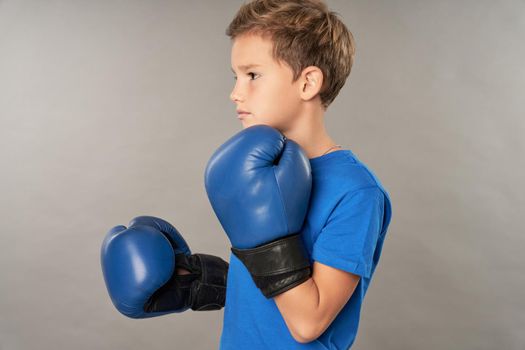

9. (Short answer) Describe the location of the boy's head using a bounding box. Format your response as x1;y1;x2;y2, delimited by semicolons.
227;0;356;131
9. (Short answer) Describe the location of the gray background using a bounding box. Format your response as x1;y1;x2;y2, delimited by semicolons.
1;0;523;349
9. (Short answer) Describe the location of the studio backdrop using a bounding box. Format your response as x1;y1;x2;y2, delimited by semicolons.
0;0;523;349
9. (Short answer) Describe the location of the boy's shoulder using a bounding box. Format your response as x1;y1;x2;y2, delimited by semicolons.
328;151;393;231
323;150;386;193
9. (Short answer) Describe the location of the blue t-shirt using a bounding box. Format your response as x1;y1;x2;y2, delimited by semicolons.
219;149;393;350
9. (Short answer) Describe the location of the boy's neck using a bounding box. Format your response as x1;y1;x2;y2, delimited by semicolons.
282;109;340;160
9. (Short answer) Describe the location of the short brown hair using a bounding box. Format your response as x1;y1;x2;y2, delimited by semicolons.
226;0;356;110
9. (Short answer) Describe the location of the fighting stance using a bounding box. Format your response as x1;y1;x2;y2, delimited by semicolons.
102;0;393;348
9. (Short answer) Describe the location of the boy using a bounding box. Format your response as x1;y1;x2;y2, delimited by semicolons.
220;0;392;349
100;1;392;349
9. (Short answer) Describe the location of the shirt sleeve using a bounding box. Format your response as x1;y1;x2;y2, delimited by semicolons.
311;186;385;279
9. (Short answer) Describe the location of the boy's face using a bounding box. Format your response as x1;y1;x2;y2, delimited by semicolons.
230;33;302;131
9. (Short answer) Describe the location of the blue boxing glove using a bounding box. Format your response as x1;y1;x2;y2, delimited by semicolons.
204;125;312;298
100;216;228;318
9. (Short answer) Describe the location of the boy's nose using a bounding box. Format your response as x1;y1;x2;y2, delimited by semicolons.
230;81;245;103
230;90;243;103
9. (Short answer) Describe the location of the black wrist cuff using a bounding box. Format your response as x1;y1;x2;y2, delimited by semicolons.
176;253;229;311
231;233;312;299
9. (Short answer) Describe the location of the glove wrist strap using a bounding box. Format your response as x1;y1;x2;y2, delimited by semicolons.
176;253;229;311
231;233;312;298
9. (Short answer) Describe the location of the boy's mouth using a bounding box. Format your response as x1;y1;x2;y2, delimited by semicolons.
237;113;251;119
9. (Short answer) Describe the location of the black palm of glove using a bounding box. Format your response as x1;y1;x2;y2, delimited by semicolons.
145;253;229;312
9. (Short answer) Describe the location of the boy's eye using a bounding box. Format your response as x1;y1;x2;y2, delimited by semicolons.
232;72;259;81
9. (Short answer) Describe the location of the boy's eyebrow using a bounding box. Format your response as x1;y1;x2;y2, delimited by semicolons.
231;64;262;73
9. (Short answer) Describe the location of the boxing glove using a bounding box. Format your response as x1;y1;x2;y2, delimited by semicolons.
100;215;228;318
204;124;312;298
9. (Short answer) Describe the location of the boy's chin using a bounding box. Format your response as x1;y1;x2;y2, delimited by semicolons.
241;119;261;129
242;121;267;130
241;121;284;134
240;117;274;128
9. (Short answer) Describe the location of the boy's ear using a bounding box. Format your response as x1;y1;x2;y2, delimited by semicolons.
300;66;324;101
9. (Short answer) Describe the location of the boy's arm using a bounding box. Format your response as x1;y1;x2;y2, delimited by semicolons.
275;186;389;343
274;261;360;343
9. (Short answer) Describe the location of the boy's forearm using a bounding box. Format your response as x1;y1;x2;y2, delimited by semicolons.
273;277;322;343
273;262;361;343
